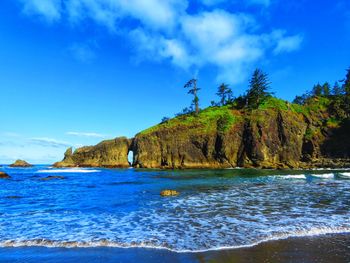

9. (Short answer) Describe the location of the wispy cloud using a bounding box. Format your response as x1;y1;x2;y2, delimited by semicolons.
68;42;97;63
20;0;62;22
16;0;302;84
29;137;72;148
273;34;303;55
1;132;21;137
66;131;107;138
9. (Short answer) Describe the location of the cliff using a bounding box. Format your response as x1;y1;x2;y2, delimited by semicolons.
133;97;350;169
54;137;131;168
55;97;350;169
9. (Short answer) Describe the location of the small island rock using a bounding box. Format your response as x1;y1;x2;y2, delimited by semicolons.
160;190;179;197
0;172;10;179
9;159;33;167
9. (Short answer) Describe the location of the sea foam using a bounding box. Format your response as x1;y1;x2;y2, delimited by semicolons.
36;168;100;173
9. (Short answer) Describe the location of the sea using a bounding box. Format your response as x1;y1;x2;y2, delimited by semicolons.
1;166;350;262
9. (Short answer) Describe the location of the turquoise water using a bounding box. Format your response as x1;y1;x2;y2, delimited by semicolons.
1;166;350;252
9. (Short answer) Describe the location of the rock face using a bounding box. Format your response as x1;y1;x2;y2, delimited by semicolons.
54;137;131;168
9;159;33;167
132;108;307;169
0;172;10;179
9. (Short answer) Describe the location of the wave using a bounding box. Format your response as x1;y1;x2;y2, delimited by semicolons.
339;172;350;178
310;173;334;179
1;226;349;253
36;168;100;173
279;174;306;179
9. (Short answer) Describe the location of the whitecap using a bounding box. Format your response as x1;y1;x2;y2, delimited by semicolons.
280;174;306;179
36;168;100;173
310;173;334;179
338;172;350;178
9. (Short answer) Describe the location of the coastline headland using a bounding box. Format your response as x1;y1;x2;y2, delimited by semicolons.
54;97;350;169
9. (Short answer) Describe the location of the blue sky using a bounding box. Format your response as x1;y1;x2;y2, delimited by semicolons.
0;0;349;164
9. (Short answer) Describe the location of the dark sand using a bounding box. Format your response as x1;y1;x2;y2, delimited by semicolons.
1;233;349;263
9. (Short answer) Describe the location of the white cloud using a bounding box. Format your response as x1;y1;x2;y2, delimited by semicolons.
17;0;302;84
273;34;303;54
66;131;107;138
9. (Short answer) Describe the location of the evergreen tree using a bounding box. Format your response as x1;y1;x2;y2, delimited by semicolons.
216;83;233;106
322;82;331;96
311;83;323;96
332;81;343;96
246;69;272;108
343;67;350;96
184;79;200;115
341;67;350;115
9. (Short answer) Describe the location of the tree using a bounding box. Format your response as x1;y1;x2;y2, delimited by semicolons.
342;67;350;96
216;83;233;106
246;69;272;108
311;83;323;96
322;82;331;96
161;117;170;123
332;81;343;96
341;67;350;115
184;79;200;115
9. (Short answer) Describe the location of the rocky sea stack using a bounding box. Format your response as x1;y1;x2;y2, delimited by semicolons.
9;159;33;168
55;97;350;169
54;137;131;168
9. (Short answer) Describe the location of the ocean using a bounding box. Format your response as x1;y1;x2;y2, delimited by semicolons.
1;166;350;262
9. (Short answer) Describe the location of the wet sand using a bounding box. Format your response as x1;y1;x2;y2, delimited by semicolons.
0;233;349;263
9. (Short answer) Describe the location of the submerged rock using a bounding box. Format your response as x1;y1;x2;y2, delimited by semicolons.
0;172;10;179
53;137;132;168
9;159;33;167
40;176;66;181
5;196;22;199
160;190;179;197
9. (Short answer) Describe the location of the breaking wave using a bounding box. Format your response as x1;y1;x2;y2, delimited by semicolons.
1;226;350;253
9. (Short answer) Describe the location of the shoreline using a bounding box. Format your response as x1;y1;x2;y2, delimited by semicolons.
1;233;349;263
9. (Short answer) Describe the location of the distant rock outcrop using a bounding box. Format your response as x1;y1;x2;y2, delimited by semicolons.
9;159;33;167
54;137;132;168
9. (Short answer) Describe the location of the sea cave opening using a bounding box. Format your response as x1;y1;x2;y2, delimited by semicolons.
128;150;134;167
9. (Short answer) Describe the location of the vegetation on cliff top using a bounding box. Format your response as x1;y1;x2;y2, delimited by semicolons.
141;67;350;138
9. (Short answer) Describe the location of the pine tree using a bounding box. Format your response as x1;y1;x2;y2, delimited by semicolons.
216;83;233;106
246;69;272;108
322;82;331;96
184;79;200;115
332;81;343;96
312;83;323;96
343;67;350;96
